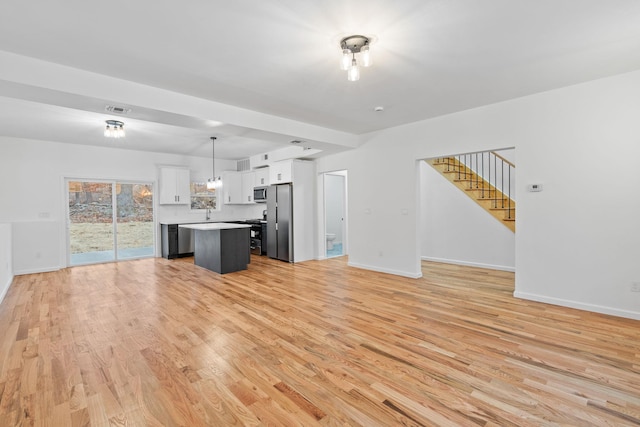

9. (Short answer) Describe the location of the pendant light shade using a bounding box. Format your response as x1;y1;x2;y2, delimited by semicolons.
347;56;360;82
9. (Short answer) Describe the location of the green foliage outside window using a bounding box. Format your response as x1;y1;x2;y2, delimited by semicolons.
190;182;217;210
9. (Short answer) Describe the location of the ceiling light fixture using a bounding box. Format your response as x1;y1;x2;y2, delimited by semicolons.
104;120;125;138
339;35;372;82
207;136;221;190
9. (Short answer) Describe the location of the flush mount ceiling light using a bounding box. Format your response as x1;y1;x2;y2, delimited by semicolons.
339;35;372;82
104;120;125;138
207;136;221;190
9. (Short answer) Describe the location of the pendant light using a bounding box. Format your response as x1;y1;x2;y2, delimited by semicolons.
104;120;125;138
207;136;220;190
339;35;372;82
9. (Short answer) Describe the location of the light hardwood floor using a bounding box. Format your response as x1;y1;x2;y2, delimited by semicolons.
1;255;639;426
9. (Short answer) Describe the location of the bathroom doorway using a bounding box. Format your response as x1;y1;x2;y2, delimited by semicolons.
323;171;347;258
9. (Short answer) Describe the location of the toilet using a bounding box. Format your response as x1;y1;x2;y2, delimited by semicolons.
326;233;336;250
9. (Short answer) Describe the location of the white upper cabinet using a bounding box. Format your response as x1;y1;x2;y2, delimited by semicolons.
250;153;270;169
254;167;270;187
222;171;243;205
159;167;190;205
269;160;294;184
241;171;255;204
222;171;256;204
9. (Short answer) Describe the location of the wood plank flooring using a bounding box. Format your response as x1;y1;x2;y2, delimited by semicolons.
1;256;639;426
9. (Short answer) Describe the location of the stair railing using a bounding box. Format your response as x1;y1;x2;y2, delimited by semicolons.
432;151;515;219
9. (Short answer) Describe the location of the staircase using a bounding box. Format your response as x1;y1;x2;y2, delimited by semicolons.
426;152;515;232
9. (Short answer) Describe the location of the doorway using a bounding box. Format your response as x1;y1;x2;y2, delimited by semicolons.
67;179;154;266
323;171;347;258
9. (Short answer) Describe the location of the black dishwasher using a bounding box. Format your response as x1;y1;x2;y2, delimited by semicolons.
161;224;195;259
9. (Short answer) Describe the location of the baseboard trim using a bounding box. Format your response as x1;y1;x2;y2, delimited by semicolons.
347;261;422;279
0;275;13;305
421;256;515;272
514;291;640;321
14;266;61;276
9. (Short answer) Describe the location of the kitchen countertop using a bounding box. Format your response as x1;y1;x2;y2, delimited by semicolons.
179;223;252;231
161;219;265;225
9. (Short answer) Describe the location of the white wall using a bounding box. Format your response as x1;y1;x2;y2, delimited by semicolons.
317;69;640;320
0;223;12;303
420;161;515;271
0;137;264;274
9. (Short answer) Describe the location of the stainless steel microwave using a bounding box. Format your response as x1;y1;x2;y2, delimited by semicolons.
253;186;268;202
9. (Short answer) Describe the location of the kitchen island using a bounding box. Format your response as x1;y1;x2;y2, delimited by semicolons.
179;223;251;274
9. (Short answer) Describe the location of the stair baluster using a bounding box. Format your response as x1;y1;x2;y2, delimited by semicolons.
426;150;515;232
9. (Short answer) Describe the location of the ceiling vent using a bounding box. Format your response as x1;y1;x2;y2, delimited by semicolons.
237;158;251;171
105;105;131;115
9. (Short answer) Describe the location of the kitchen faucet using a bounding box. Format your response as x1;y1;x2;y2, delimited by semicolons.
206;207;212;220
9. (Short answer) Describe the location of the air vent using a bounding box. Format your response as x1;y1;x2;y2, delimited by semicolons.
105;105;131;114
237;158;251;171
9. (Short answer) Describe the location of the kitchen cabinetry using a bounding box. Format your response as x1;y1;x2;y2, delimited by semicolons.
159;167;190;205
222;171;242;204
267;159;316;262
241;171;255;203
223;171;256;204
160;223;194;258
254;167;270;187
180;223;251;274
250;152;270;169
269;159;294;184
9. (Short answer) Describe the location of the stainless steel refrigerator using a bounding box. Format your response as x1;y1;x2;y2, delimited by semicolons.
266;184;293;262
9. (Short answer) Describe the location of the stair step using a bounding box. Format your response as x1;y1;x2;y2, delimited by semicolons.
477;198;512;204
426;158;516;233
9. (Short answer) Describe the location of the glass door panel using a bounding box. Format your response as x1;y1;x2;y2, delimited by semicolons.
68;181;115;265
68;180;154;266
116;183;154;259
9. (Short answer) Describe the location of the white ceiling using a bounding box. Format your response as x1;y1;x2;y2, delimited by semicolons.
2;0;640;159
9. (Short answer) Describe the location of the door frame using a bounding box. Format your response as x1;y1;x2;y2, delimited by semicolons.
65;177;156;266
321;170;348;258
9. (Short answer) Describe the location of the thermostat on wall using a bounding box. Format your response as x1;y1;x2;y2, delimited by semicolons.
528;184;543;192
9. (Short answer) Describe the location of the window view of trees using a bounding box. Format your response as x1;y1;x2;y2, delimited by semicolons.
190;182;217;210
68;181;154;263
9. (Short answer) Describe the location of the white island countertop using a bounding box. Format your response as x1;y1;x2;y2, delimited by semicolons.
179;223;251;231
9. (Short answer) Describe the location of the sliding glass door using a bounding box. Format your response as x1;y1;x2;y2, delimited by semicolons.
67;180;154;266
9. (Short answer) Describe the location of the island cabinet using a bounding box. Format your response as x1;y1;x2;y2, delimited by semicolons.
159;167;190;205
180;223;251;274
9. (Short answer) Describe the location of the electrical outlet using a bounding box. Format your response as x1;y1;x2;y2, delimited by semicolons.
631;282;640;292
